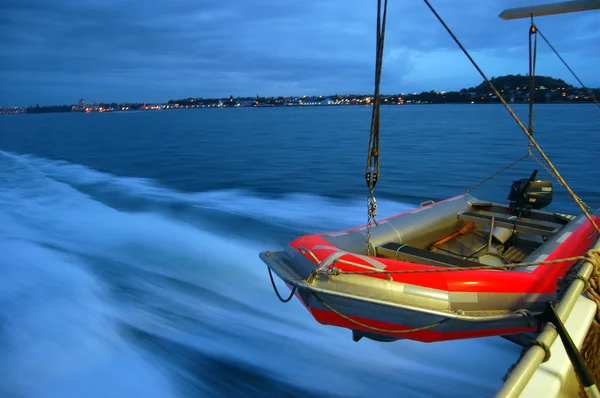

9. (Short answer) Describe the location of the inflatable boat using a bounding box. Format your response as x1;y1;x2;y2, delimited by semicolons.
260;172;600;343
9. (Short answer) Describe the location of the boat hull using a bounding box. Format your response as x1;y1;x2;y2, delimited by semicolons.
260;194;599;343
262;250;538;342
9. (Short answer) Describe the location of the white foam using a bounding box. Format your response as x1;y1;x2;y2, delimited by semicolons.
0;150;521;397
0;240;175;398
0;150;414;234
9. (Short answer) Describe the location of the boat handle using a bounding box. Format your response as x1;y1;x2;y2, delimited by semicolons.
420;200;435;207
297;246;322;267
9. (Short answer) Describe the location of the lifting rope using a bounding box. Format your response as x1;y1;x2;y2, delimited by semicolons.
525;19;596;217
297;249;600;367
419;3;600;394
422;0;600;235
579;249;600;398
268;0;599;387
316;249;598;276
535;27;600;110
525;18;595;215
312;292;448;334
528;17;537;139
467;17;538;195
265;9;600;398
365;0;388;256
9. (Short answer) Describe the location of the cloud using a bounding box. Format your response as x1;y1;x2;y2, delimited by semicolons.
0;0;598;105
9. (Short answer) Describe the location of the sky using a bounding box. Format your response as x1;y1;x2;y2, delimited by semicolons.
1;0;598;106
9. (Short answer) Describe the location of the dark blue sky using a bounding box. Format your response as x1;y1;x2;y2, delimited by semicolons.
1;0;598;106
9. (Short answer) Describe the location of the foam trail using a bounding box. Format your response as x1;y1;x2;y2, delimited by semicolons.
0;239;175;398
0;150;414;235
0;151;522;397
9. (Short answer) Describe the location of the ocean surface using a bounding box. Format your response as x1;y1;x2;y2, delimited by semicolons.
0;104;598;398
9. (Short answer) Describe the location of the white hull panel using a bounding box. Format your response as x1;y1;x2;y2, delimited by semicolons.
518;295;597;398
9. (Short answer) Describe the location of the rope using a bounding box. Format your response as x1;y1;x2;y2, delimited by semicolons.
315;250;600;340
503;339;551;382
464;16;537;196
395;244;407;260
311;292;448;334
535;27;600;110
579;250;600;397
267;266;296;303
526;150;593;215
526;19;594;217
465;152;529;195
322;250;599;276
531;339;552;363
365;0;388;256
527;18;537;139
421;0;600;235
315;249;599;385
503;345;529;382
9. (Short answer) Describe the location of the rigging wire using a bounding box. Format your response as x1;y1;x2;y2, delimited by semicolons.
421;0;600;234
535;27;600;109
365;0;388;255
528;17;538;138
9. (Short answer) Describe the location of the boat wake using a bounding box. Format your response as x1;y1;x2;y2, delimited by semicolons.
0;150;522;398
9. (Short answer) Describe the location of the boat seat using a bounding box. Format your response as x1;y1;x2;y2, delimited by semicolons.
457;211;562;236
377;241;483;268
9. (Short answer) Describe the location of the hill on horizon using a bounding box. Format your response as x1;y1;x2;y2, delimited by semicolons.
475;74;573;93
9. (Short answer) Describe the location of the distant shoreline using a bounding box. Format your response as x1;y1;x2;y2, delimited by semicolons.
1;100;597;116
2;74;598;115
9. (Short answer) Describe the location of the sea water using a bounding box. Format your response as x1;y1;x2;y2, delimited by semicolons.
0;104;598;397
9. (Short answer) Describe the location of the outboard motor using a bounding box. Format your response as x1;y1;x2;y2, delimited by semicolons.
503;170;553;254
507;169;553;217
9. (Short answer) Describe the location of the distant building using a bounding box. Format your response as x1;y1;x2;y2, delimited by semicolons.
235;100;255;107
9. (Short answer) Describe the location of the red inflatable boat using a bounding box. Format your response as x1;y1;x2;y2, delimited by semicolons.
260;176;599;343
